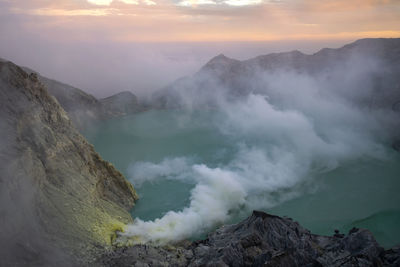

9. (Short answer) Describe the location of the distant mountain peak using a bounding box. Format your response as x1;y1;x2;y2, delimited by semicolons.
104;90;136;99
289;50;306;55
214;53;229;59
202;53;240;72
208;53;235;63
100;90;139;116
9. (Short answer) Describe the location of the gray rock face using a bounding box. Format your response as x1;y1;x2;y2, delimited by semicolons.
40;76;106;129
99;211;400;266
18;66;107;130
100;91;141;116
0;61;138;266
38;76;143;130
14;64;141;130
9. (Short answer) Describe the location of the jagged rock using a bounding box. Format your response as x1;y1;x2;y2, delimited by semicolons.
18;65;106;130
0;61;138;266
100;91;141;117
40;76;106;129
100;244;191;267
383;245;400;266
189;211;320;266
14;64;142;130
2;39;400;266
99;211;400;266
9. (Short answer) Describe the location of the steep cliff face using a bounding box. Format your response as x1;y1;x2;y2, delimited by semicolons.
8;62;141;130
0;61;138;266
40;76;106;129
40;77;142;130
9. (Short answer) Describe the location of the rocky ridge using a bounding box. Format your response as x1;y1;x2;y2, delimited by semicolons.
0;61;138;266
100;91;142;117
38;76;142;130
152;38;400;150
1;40;400;266
100;211;400;266
152;38;400;111
39;75;106;129
0;58;142;130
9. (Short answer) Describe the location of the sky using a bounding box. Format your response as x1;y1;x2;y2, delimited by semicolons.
0;0;399;97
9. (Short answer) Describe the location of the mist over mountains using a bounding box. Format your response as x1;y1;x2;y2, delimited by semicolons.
1;38;400;266
119;38;400;245
0;57;143;130
151;38;400;148
153;38;400;111
0;39;354;98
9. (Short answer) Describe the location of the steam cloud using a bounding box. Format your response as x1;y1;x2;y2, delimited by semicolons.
121;52;396;244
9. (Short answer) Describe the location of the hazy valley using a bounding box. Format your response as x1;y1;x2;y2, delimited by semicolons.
1;38;400;266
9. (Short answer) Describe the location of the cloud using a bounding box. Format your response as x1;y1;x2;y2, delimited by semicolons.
176;0;264;7
11;7;116;16
177;0;217;7
122;63;392;243
3;0;399;42
87;0;150;5
87;0;114;5
143;0;157;5
223;0;263;6
119;0;140;4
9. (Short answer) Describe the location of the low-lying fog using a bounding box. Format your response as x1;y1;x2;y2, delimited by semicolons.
0;39;352;98
84;43;400;247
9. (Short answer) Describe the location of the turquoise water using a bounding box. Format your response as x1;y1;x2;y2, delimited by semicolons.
85;109;400;248
84;110;231;219
268;159;400;248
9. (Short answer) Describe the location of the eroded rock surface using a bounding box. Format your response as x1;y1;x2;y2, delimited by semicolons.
0;61;138;266
100;211;400;266
9;62;142;130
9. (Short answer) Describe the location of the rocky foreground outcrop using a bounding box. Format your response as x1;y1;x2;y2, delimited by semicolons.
0;61;138;266
100;211;400;266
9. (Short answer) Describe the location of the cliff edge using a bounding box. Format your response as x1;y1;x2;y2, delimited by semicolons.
0;61;138;266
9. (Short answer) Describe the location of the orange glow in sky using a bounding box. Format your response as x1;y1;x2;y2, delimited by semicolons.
2;0;399;42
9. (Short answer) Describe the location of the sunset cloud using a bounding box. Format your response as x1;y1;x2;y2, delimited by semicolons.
177;0;217;7
11;7;116;16
177;0;264;7
223;0;263;6
143;0;157;6
87;0;143;5
87;0;114;5
1;0;399;41
0;0;399;99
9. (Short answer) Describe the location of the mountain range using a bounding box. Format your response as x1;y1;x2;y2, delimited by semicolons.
1;38;400;266
153;38;400;112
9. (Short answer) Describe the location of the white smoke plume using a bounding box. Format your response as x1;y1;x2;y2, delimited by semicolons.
121;50;397;244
